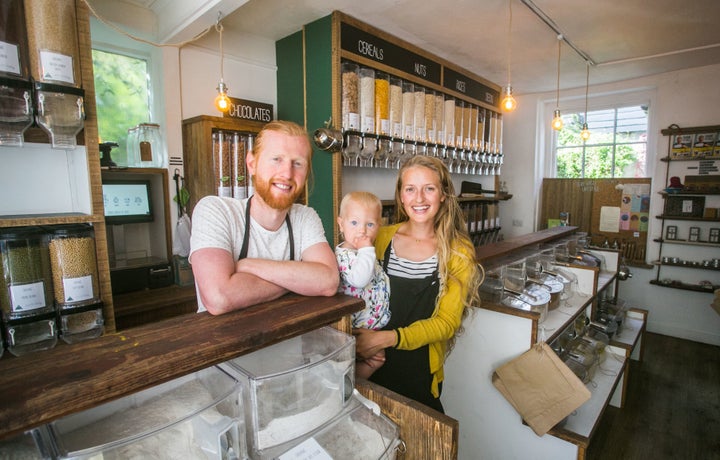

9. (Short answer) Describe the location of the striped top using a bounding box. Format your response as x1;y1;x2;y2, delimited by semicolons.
386;243;438;279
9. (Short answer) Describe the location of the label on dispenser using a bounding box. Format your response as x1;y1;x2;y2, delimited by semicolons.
62;275;94;303
9;281;47;312
39;50;75;85
0;41;21;75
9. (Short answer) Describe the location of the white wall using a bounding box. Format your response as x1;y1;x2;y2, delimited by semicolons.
501;64;720;346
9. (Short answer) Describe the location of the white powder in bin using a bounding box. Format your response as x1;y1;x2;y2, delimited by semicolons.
314;415;396;460
55;379;234;458
254;358;351;450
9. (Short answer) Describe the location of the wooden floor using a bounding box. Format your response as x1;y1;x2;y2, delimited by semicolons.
586;332;720;460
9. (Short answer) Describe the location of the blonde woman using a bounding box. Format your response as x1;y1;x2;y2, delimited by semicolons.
353;155;483;412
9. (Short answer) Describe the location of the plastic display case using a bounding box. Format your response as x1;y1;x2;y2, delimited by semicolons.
0;427;53;459
46;366;245;459
263;391;402;460
218;326;355;457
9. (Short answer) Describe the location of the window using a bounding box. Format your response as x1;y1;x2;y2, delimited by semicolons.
555;105;648;178
92;49;151;166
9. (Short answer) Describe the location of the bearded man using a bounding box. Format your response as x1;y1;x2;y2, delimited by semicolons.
190;120;339;314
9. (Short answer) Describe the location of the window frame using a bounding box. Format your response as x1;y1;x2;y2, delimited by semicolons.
89;17;166;143
541;88;657;180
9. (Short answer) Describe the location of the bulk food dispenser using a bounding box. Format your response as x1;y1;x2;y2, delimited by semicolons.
0;0;33;147
24;0;85;149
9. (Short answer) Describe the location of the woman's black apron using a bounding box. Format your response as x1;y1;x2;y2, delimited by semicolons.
369;243;442;413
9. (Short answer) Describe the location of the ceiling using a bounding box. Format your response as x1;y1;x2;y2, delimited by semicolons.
121;0;720;95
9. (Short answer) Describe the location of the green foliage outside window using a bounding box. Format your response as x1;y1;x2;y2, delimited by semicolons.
555;106;647;179
92;49;151;167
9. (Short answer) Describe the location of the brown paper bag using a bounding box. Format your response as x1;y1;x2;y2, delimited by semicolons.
492;342;591;436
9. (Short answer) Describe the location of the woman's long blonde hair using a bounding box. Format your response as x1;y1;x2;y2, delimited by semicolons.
395;155;484;354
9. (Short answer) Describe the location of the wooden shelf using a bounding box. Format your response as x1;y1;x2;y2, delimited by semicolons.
656;214;720;222
654;238;720;248
0;293;363;440
649;279;717;293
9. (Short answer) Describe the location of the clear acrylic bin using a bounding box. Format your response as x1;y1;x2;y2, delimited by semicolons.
218;326;355;456
264;391;402;460
0;427;54;459
47;366;245;460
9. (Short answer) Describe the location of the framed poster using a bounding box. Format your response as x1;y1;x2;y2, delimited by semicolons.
666;225;678;240
709;228;720;243
689;226;701;242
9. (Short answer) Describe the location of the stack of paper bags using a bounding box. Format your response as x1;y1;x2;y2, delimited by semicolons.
492;342;591;436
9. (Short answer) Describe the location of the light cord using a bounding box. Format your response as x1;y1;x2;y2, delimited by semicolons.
81;0;214;48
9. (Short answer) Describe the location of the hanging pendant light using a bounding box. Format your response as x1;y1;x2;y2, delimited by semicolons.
214;13;231;113
551;35;563;131
580;62;591;141
501;0;517;112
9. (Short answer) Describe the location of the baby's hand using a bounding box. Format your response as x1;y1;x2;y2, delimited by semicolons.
353;234;373;249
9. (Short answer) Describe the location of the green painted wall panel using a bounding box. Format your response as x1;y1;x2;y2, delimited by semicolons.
276;15;336;242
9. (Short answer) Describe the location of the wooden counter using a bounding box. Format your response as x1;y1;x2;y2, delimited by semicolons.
476;225;577;268
0;293;363;440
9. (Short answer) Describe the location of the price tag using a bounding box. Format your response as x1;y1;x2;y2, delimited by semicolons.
278;438;332;460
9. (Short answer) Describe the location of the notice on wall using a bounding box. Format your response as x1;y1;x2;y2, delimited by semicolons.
599;206;621;233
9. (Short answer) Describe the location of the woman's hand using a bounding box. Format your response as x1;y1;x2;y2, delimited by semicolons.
353;328;397;359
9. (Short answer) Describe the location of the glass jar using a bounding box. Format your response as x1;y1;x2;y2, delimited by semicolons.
212;130;232;197
0;0;32;147
443;95;455;147
232;132;248;200
401;81;415;141
388;76;403;138
413;85;425;142
434;92;445;147
454;99;465;149
424;89;436;144
24;0;81;87
47;224;101;309
136;123;165;168
126;126;139;167
0;227;54;321
374;71;389;136
340;62;359;131
358;67;375;134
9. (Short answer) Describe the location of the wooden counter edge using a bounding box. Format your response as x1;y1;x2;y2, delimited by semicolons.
0;293;363;440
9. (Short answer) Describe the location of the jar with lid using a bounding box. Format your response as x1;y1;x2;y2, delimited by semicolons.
374;71;390;136
443;95;455;147
125;126;139;167
424;89;437;144
24;0;81;87
47;224;101;309
388;76;403;138
358;67;375;134
340;62;359;131
413;85;425;142
0;227;54;321
402;81;415;141
434;92;445;148
212;130;232;197
136;123;166;168
0;0;33;147
232;132;248;200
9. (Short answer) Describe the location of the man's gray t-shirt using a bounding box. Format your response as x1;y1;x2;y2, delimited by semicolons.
189;195;329;311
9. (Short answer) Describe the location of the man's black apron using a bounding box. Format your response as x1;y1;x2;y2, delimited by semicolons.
370;243;442;413
239;196;294;260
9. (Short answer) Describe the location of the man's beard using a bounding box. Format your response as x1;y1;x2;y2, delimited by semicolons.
253;174;302;210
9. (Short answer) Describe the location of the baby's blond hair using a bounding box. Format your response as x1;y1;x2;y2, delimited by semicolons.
339;191;382;219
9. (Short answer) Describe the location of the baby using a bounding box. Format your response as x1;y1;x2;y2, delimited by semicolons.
336;191;391;379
